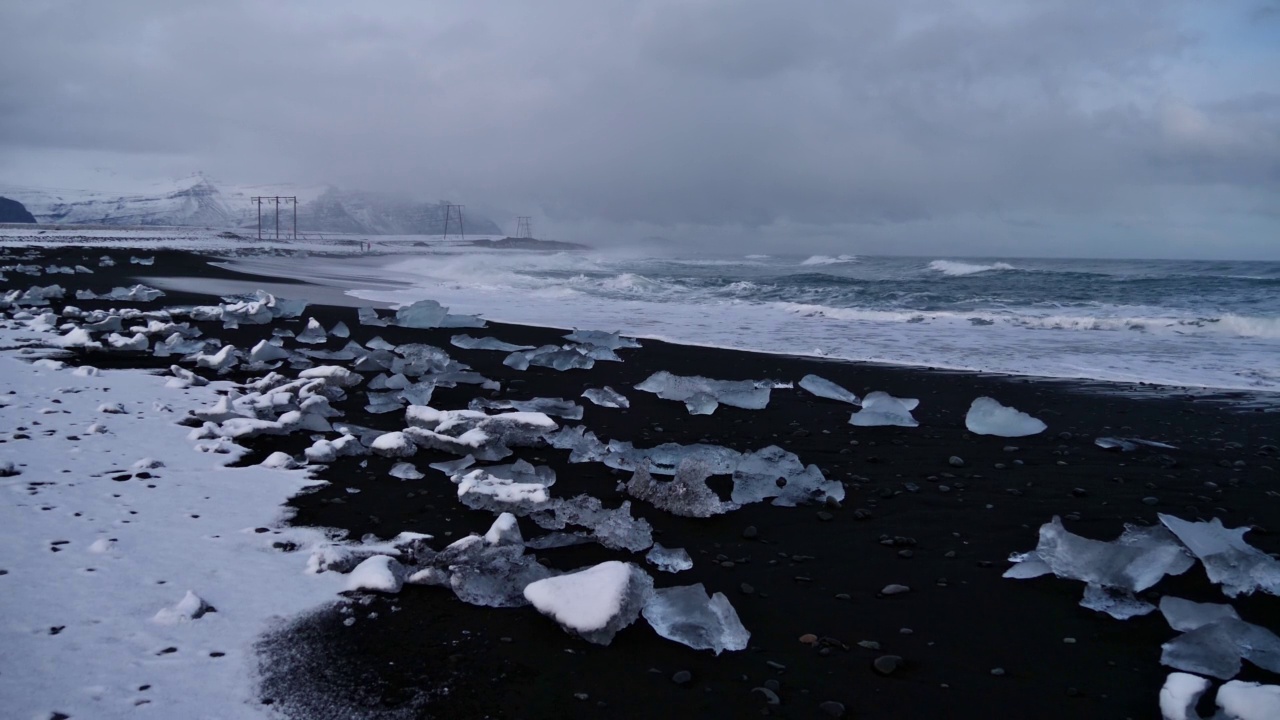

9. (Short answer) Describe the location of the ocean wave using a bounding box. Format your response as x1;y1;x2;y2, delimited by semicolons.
746;254;770;259
928;260;1016;276
777;302;1280;339
800;254;859;266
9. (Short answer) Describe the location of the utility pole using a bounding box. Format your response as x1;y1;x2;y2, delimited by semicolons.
442;203;466;242
252;196;297;241
515;216;532;239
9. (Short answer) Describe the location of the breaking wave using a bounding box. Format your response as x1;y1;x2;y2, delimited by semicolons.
928;260;1016;276
800;254;859;266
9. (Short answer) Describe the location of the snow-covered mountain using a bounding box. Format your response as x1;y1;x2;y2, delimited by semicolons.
0;174;502;235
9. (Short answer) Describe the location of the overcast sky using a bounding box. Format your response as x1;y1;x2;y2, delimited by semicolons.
1;1;1277;258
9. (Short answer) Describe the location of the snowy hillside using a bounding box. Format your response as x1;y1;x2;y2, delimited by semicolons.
0;174;502;235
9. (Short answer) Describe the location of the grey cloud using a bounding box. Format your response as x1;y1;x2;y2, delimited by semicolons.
0;0;1276;256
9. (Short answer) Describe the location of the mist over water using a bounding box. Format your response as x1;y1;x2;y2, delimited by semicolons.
310;250;1280;392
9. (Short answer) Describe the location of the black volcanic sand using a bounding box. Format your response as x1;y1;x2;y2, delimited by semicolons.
4;245;1279;720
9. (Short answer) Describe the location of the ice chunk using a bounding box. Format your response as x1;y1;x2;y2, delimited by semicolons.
605;440;743;476
371;431;416;458
966;397;1046;437
548;426;609;463
571;343;623;362
1160;596;1242;632
531;496;653;552
849;391;918;427
411;533;555;607
249;339;291;363
799;374;860;405
152;591;212;624
684;391;718;415
261;451;301;469
357;307;387;326
470;396;583;420
1217;680;1280;720
646;544;693;573
456;467;553;512
1080;583;1157;619
641;583;750;655
524;561;653;645
330;321;350;338
1161;617;1280;680
130;255;155;265
582;386;630;408
396;299;448;328
106;332;149;351
1158;514;1280;598
1006;517;1194;619
192;344;239;372
1159;673;1211;720
635;371;770;411
451;334;533;352
730;445;844;507
429;455;475;475
505;345;595;372
295;317;328;344
627;460;736;517
563;329;641;349
345;555;406;593
389;462;424;480
392;343;454;376
484;513;523;546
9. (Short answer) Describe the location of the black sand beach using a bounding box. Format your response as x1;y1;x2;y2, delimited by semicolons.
4;244;1278;720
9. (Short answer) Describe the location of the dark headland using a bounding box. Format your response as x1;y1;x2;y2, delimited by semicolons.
3;244;1277;720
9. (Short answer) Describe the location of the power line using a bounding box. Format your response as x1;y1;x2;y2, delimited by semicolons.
251;196;297;240
442;203;465;241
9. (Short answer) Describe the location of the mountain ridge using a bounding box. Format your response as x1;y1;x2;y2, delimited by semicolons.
0;174;502;235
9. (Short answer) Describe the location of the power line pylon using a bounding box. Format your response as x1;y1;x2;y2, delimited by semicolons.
514;216;533;239
442;203;465;241
251;196;297;240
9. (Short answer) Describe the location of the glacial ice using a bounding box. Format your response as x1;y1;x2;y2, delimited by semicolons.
470;396;584;420
640;583;750;655
152;591;212;625
1217;680;1280;720
730;445;844;507
455;466;554;513
403;405;558;461
582;386;630;408
371;431;416;458
357;307;387;326
345;555;406;593
646;544;694;573
388;462;424;480
849;391;919;427
635;371;770;411
524;561;653;645
484;513;523;546
407;525;556;608
504;345;595;372
1160;617;1280;680
394;299;485;329
295;318;328;344
330;321;350;338
626;460;736;517
1005;517;1194;619
1159;673;1211;720
684;391;718;415
451;334;533;352
603;440;743;476
799;374;860;405
562;329;641;350
530;496;653;552
1158;514;1280;598
965;397;1047;437
1160;596;1241;632
249;339;291;363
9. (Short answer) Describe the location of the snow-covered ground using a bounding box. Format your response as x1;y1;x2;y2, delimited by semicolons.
0;347;346;719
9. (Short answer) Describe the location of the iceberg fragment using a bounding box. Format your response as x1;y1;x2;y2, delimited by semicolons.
1216;680;1280;720
469;396;583;420
849;391;918;427
562;329;641;349
965;397;1046;437
524;561;653;645
635;371;770;411
451;334;533;352
641;583;750;655
1159;673;1211;720
626;460;736;518
1161;618;1280;680
295;318;328;344
799;374;860;405
646;544;693;573
1005;517;1194;619
1160;596;1241;632
730;445;844;507
1158;514;1280;598
582;386;630;409
345;555;406;593
531;496;653;552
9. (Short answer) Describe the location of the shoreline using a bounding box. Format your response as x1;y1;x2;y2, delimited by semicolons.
2;244;1278;719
